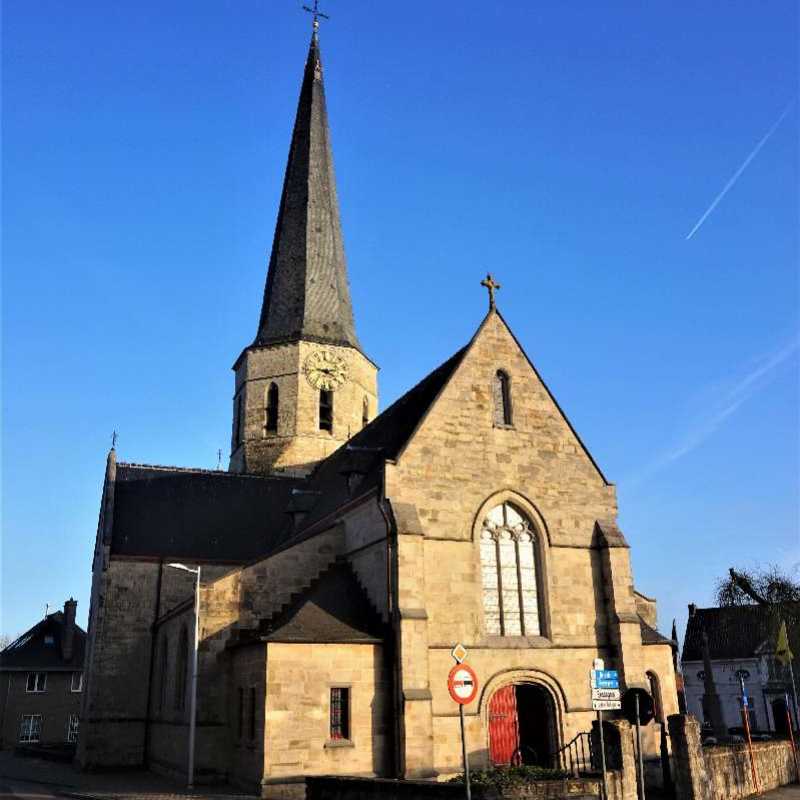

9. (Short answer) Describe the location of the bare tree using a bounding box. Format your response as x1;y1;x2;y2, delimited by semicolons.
0;633;12;651
717;565;800;624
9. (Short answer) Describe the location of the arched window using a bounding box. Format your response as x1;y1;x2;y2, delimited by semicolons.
493;370;513;426
158;638;169;712
319;390;333;432
174;626;188;712
265;383;279;433
361;396;369;429
647;671;663;722
480;502;540;636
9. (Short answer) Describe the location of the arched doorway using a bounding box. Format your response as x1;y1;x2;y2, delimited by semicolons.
773;697;789;737
488;683;556;767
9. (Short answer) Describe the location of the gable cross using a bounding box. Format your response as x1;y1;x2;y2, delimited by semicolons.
480;273;501;310
302;0;330;33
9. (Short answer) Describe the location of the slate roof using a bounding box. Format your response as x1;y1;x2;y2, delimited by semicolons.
639;617;675;647
111;464;302;562
258;560;385;643
254;32;360;352
0;612;86;671
682;604;800;663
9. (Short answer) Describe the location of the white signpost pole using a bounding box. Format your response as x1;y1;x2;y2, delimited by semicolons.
460;703;471;800
598;709;608;800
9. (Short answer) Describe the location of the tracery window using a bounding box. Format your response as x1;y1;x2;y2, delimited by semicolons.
265;383;279;433
480;502;541;636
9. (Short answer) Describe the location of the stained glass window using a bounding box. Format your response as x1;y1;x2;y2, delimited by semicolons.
330;687;350;740
480;502;541;637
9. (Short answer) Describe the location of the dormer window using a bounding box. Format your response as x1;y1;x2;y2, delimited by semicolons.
319;390;333;432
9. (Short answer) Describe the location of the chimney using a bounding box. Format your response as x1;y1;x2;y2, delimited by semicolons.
62;598;77;661
688;603;697;618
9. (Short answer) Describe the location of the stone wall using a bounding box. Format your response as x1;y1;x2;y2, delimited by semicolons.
262;642;390;798
669;713;799;800
231;340;378;476
383;312;678;776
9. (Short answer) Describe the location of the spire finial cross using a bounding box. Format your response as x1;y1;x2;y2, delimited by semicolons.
111;430;118;449
302;0;329;34
480;273;501;310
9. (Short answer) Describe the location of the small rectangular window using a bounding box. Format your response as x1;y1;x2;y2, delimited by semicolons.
44;635;54;646
319;390;333;432
19;715;42;743
248;687;256;741
237;687;244;740
70;672;83;693
26;673;46;693
329;687;350;741
66;714;79;743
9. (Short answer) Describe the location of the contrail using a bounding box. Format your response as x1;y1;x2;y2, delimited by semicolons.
686;99;795;240
625;334;800;487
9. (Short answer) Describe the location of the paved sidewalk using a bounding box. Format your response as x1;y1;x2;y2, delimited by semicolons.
0;751;255;800
762;785;800;798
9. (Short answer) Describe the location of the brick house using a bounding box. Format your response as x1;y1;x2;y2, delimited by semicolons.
78;26;679;798
0;599;85;749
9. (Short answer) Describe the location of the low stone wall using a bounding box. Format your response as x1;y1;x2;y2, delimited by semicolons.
305;776;603;799
703;740;797;800
668;713;799;800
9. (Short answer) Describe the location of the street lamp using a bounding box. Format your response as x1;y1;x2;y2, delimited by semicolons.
167;563;201;790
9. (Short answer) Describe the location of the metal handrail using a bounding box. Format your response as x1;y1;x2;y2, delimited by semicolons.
553;730;597;776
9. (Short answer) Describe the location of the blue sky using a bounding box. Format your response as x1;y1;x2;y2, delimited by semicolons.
3;1;798;649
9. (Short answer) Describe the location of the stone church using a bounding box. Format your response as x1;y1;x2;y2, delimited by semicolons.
78;27;678;798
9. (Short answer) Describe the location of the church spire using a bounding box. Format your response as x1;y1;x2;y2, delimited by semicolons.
255;32;360;352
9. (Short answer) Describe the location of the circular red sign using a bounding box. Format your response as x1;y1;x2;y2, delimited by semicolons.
448;663;479;705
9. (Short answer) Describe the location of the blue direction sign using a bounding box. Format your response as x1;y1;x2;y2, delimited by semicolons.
595;670;619;681
592;669;619;690
595;678;619;689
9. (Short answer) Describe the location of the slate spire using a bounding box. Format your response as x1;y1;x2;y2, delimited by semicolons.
255;32;360;351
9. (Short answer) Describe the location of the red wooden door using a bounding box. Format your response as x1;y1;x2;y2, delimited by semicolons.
488;685;519;765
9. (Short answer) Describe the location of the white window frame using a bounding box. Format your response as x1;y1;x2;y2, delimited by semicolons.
19;714;42;743
66;714;79;743
26;672;47;693
70;671;83;693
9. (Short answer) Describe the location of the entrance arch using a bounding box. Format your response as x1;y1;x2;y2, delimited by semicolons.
487;681;558;767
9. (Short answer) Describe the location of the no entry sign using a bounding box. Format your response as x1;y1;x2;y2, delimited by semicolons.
448;663;479;705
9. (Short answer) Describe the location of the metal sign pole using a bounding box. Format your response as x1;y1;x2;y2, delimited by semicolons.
789;660;800;732
635;693;646;800
785;692;799;783
598;710;609;800
460;703;471;800
740;675;760;794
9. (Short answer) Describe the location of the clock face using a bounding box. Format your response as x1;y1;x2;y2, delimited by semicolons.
303;350;348;391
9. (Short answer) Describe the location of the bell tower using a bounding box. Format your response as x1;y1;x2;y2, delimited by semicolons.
230;31;378;477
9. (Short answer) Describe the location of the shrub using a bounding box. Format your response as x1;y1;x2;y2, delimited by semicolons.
448;765;570;788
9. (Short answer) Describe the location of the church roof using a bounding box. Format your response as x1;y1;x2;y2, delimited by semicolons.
110;464;301;562
258;560;385;644
254;32;360;353
287;345;469;538
639;617;675;648
681;604;800;662
0;612;86;671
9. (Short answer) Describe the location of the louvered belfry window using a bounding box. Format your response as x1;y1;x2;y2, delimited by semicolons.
480;502;540;636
